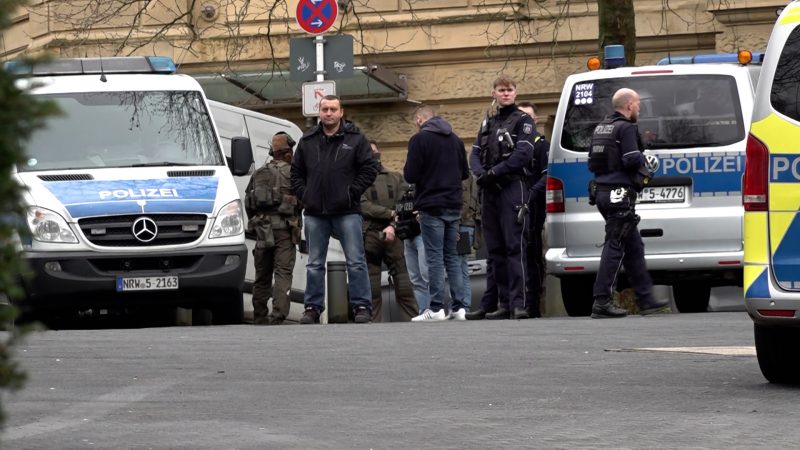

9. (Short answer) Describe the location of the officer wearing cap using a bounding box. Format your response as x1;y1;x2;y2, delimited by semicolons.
468;75;535;320
361;141;418;321
588;88;667;318
244;132;302;325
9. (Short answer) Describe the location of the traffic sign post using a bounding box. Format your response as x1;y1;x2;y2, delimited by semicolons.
302;80;336;117
296;0;338;35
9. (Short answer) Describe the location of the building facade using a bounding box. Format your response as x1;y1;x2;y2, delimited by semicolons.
1;0;784;170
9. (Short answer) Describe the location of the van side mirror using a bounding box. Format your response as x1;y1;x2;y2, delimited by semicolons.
228;137;253;176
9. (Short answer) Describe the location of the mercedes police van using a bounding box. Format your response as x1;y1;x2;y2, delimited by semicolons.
7;56;253;324
744;2;800;384
546;48;761;316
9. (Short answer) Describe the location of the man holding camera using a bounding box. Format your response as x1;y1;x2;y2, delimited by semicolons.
361;141;418;321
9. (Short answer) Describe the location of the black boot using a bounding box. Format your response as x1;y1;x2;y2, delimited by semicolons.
512;308;530;320
465;309;486;320
485;308;510;320
591;298;627;319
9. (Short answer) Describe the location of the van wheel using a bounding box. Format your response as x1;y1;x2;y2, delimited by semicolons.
211;291;244;325
560;275;594;317
672;282;711;313
754;324;800;384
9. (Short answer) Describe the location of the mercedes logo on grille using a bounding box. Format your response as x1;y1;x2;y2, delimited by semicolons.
132;217;158;243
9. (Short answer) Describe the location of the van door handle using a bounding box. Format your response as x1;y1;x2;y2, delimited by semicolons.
640;229;663;237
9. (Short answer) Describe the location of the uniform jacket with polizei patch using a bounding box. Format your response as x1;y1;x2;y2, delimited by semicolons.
290;119;378;216
361;163;409;231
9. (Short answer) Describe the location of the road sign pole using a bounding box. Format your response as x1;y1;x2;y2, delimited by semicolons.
315;35;325;82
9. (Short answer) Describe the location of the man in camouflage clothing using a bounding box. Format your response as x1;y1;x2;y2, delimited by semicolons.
245;132;302;325
361;141;418;321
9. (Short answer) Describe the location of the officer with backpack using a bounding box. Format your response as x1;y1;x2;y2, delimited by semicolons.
467;75;535;320
245;132;302;325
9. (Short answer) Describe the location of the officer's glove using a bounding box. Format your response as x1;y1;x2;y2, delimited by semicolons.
643;150;659;174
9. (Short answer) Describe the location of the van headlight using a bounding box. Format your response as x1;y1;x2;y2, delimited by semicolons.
210;200;244;239
27;207;78;243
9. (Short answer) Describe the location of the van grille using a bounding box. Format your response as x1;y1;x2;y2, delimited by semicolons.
38;174;94;181
78;214;207;247
168;170;215;177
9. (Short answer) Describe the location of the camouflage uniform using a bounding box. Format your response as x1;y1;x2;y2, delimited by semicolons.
245;155;302;325
361;165;418;321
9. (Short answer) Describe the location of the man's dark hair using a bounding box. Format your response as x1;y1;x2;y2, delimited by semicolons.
517;101;537;114
320;94;341;106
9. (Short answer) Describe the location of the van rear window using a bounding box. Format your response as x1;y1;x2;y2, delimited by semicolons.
771;27;800;122
560;75;744;152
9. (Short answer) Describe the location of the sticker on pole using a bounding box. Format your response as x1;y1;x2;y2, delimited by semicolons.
302;80;336;117
296;0;338;35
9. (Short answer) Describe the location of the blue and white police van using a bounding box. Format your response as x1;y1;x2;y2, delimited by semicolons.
7;56;253;324
546;49;761;315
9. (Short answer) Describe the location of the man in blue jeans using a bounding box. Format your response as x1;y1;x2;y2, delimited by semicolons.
290;95;378;324
404;104;470;321
404;233;431;314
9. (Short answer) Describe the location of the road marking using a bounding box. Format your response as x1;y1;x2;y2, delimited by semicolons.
610;346;756;356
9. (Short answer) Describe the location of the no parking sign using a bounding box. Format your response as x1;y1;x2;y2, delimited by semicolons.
296;0;338;35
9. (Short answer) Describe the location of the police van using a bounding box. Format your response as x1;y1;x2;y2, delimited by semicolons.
7;56;253;324
744;1;800;384
546;49;761;315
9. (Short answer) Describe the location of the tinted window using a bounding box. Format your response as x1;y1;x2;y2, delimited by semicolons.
20;91;223;172
771;26;800;122
560;75;744;152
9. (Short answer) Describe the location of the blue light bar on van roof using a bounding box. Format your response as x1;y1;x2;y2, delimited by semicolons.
3;56;177;76
657;52;765;65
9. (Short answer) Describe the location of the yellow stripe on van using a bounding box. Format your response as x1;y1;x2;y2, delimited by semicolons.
769;212;797;256
780;6;800;25
750;114;800;154
744;212;769;264
770;183;800;211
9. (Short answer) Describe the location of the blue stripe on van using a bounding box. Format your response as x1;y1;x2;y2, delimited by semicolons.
745;268;771;300
43;177;219;218
770;154;800;182
550;153;743;199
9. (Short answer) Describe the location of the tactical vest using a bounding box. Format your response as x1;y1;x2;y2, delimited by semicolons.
484;109;525;168
588;115;627;175
364;170;402;230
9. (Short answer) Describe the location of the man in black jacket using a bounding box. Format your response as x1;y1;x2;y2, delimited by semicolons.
404;104;470;321
290;95;379;324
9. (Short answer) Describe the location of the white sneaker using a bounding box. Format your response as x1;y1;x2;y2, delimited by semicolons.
411;309;447;322
447;309;467;321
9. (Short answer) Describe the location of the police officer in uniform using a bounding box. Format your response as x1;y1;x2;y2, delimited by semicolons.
361;141;418;322
588;88;667;318
468;75;535;320
518;101;549;318
245;132;302;325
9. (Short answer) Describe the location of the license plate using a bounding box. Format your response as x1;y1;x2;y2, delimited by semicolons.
637;186;686;204
116;276;179;292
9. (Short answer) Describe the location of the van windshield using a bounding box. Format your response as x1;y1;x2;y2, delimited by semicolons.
19;91;223;172
560;75;744;152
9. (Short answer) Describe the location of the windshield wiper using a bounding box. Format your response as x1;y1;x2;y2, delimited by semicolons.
130;162;195;167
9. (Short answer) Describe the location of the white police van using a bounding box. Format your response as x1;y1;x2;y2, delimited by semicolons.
546;49;761;315
8;56;252;324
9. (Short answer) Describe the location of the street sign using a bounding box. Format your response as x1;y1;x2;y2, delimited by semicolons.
302;80;336;117
289;35;354;81
296;0;338;35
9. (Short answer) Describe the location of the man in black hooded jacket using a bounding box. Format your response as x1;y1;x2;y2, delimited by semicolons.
290;95;379;324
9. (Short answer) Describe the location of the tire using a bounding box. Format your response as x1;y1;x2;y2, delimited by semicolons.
754;324;800;384
560;275;595;317
211;290;244;325
672;282;711;313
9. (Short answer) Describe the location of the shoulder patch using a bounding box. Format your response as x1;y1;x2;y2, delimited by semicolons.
523;123;533;135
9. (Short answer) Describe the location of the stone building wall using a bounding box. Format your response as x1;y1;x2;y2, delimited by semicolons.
0;0;784;171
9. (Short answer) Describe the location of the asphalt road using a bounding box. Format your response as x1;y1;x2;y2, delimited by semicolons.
2;311;798;449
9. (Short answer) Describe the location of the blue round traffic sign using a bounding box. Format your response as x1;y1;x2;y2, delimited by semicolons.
296;0;338;35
